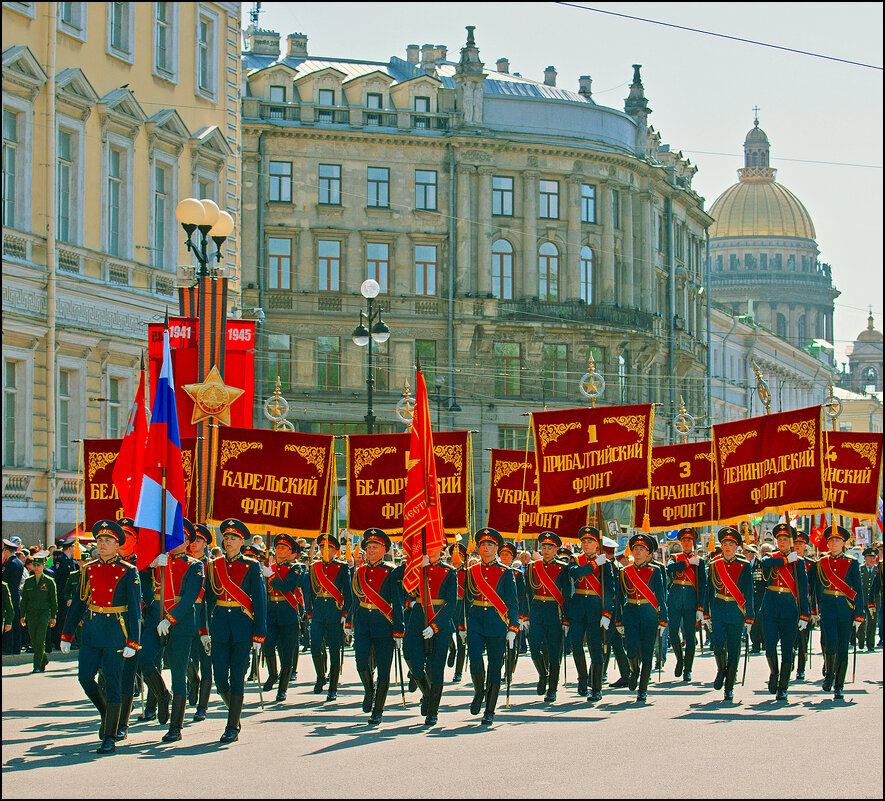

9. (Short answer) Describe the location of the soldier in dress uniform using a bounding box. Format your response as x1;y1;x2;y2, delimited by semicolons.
616;533;668;702
446;542;468;682
791;530;816;680
51;536;76;648
810;525;866;700
567;526;615;701
348;529;403;725
399;536;457;725
60;520;141;754
150;519;206;741
464;528;519;725
259;533;305;702
524;531;572;703
205;519;267;743
760;523;810;701
20;551;57;672
746;544;766;653
604;545;632;688
498;541;528;683
186;523;213;722
703;526;754;701
666;528;706;683
857;546;882;651
306;533;351;702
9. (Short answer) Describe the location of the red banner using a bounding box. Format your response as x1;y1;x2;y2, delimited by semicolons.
211;427;333;536
713;405;825;524
487;449;588;543
346;431;470;538
634;441;718;532
532;404;654;512
820;431;883;517
83;437;197;528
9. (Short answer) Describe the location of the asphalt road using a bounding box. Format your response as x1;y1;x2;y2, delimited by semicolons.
2;633;882;799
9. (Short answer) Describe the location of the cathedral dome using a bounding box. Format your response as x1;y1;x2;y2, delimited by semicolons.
856;314;882;343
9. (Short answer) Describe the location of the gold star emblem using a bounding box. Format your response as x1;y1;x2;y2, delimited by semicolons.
182;365;244;426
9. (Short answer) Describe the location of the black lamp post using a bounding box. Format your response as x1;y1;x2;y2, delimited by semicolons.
175;198;234;277
351;279;390;434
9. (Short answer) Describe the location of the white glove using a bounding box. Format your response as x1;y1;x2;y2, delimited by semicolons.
689;556;701;566
744;622;753;633
696;610;705;623
340;616;347;627
122;646;136;658
519;619;529;631
811;614;820;626
658;622;668;633
261;564;274;578
703;619;712;632
787;552;799;563
600;616;610;630
157;618;171;637
798;619;809;631
60;640;71;655
150;554;168;568
459;630;467;643
506;631;517;648
201;634;211;655
422;625;434;640
252;641;262;657
562;625;570;638
344;631;353;646
421;555;430;567
595;554;607;566
616;625;625;636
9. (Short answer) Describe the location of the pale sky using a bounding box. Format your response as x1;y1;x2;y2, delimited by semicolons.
251;1;883;369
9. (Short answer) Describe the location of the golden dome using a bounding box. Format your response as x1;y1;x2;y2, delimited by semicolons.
709;179;816;239
857;315;882;343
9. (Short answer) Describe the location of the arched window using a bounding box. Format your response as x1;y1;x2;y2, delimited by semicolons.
751;152;758;168
580;246;594;303
861;366;878;392
538;242;558;301
797;315;806;347
618;354;627;402
491;239;513;299
776;313;787;339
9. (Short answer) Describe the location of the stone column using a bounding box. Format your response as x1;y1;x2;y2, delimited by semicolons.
477;166;494;296
455;163;475;292
622;188;635;307
566;175;582;300
522;170;539;298
599;182;616;305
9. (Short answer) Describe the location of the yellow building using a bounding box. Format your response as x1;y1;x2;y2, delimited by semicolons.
2;1;241;545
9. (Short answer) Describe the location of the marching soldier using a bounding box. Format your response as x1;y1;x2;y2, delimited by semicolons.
186;523;213;722
151;520;205;741
465;528;519;725
524;531;571;703
60;520;141;755
349;529;403;725
205;519;267;743
810;525;866;700
858;546;882;651
666;528;706;683
51;536;76;648
760;523;810;701
792;530;816;680
400;538;457;725
260;533;305;702
19;551;57;673
703;526;754;701
498;541;528;683
604;546;632;688
746;544;766;653
616;533;668;702
567;526;614;701
306;533;351;702
447;542;468;682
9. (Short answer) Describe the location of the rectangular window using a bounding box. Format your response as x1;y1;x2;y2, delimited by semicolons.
198;16;211;91
366;93;382;109
2;109;17;228
494;342;521;397
492;176;513;216
58;369;72;471
539;179;559;219
269;85;286;103
581;183;596;223
366;242;389;293
491;242;513;300
367;166;389;208
760;253;768;270
612;190;620;229
109;2;130;54
267;334;291;388
269;160;292;202
267;237;291;290
155;2;170;71
416;341;437;386
415;96;430;112
3;360;18;467
57;130;73;243
108;377;121;438
318;163;341;205
317;239;340;291
543;344;568;398
107;147;122;256
153;163;168;268
657;214;663;251
317;336;340;391
318;89;335;106
415;244;437;296
415;170;437;210
498;426;527;451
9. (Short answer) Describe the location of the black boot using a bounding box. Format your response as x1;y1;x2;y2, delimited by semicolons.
368;681;389;725
531;655;547;695
84;685;107;740
723;659;739;701
187;662;199;706
672;636;684;678
325;668;339;702
115;695;133;740
481;682;500;725
358;668;375;713
637;661;652;702
143;670;170;726
713;651;727;691
137;686;157;722
454;647;466;683
219;695;243;743
97;703;120;754
470;670;485;716
277;667;294;702
588;663;603;702
408;672;418;693
262;649;278;693
766;654;779;695
312;653;327;694
573;647;588;696
447;638;456;668
834;658;848;700
682;648;695;682
414;674;431;716
194;678;212;721
425;684;443;726
162;695;186;742
218;690;231;710
776;655;792;701
822;653;836;692
627;657;640;691
545;662;560;703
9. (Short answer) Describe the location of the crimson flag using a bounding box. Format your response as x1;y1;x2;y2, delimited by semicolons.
112;360;148;518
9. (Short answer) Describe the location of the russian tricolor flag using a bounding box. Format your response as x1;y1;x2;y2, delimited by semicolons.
135;327;186;570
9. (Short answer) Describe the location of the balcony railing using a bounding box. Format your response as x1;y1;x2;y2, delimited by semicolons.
498;299;657;331
248;100;461;133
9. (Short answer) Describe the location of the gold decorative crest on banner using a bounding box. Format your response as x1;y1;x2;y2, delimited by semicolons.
88;451;116;480
219;440;262;469
354;446;397;476
777;420;816;448
183;365;245;426
842;440;879;467
538;422;581;448
718;431;757;463
695;451;715;462
651;456;676;472
604;414;647;439
182;448;193;479
493;460;526;485
285;445;326;475
433;444;463;475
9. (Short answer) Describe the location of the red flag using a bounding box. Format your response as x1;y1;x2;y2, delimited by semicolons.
401;369;446;594
112;361;148;518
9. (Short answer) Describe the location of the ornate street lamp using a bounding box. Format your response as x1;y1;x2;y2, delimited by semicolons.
175;197;235;277
351;279;390;434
